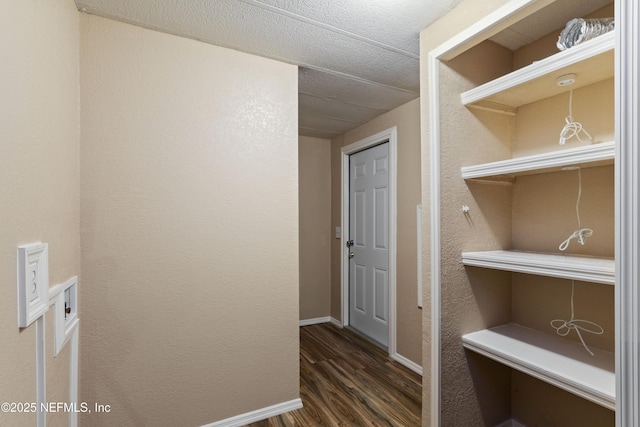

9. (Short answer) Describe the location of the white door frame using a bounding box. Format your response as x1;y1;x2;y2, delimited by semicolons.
615;0;640;425
340;127;397;355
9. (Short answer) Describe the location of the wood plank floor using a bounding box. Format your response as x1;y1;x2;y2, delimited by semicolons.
246;323;422;427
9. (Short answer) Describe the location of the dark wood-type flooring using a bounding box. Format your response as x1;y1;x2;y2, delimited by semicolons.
246;323;422;426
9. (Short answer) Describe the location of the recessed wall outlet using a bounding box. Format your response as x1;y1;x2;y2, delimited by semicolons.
64;288;71;320
556;73;577;87
17;243;49;328
54;276;79;356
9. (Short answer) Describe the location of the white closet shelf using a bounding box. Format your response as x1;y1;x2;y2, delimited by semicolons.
462;250;614;285
461;31;614;111
461;141;615;180
462;323;615;410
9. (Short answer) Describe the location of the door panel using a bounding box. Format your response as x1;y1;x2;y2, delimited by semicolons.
374;155;388;175
354;264;366;313
374;267;388;323
374;186;388;250
354;190;366;247
349;142;389;346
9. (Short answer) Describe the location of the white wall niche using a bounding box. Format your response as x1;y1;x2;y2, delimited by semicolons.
17;242;49;328
54;276;79;356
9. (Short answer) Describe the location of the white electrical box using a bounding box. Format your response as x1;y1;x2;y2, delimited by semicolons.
54;276;79;356
17;243;49;328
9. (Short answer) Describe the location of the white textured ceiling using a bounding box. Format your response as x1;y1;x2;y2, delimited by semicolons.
75;0;612;139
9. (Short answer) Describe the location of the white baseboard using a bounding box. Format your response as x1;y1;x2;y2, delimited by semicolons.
390;352;423;376
495;419;526;427
201;398;303;427
299;316;343;328
299;316;331;326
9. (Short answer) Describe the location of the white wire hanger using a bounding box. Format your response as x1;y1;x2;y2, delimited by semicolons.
550;75;603;356
557;75;592;145
550;280;604;356
559;167;593;251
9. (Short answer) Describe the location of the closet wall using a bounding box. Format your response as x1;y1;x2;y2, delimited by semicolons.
418;2;513;423
439;38;515;427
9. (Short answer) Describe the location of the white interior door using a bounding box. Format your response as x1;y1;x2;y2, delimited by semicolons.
349;142;389;347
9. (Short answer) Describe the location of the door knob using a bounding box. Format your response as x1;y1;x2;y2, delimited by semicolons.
349;252;355;259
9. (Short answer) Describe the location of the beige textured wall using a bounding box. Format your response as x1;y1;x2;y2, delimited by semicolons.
419;2;513;423
80;15;299;426
438;42;515;426
0;1;80;426
420;0;508;425
511;370;614;425
514;79;614;157
418;0;514;54
330;98;422;365
299;136;332;321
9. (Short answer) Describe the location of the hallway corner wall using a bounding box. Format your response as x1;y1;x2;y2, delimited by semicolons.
299;136;332;321
80;15;300;426
0;1;80;426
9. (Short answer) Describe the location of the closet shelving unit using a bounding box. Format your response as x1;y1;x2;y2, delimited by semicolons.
463;323;615;410
458;27;616;414
460;140;614;180
461;31;614;113
461;250;614;284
